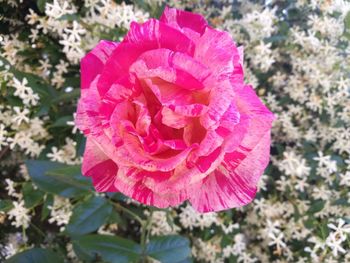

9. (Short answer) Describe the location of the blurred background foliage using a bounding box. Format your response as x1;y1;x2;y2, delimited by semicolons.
0;0;350;262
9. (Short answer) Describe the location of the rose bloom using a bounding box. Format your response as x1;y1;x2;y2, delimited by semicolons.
76;7;275;212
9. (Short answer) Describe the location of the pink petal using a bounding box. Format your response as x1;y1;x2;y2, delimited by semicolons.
142;77;192;107
97;43;147;96
131;49;210;91
161;107;190;129
133;99;152;135
160;6;208;36
163;139;188;150
195;27;236;78
190;130;224;161
82;139;118;192
217;101;240;135
109;108;199;171
76;77;131;167
114;166;188;208
195;147;222;173
125;19;195;55
234;85;276;148
183;118;206;146
200;79;235;130
189;131;271;212
76;77;104;136
81;40;118;89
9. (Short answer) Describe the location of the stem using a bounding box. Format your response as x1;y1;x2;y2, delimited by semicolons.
30;222;46;237
140;209;153;263
22;226;27;249
112;202;144;225
111;202;154;261
0;146;9;160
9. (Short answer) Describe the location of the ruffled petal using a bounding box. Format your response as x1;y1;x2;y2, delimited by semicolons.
200;79;235;130
76;77;132;167
114;166;188;208
189;131;271;212
97;43;147;96
161;106;191;129
82;139;118;192
81;40;118;89
234;85;276;148
130;48;210;91
125;19;195;55
160;6;208;36
216;101;240;137
109;105;199;171
195;27;237;78
76;77;104;136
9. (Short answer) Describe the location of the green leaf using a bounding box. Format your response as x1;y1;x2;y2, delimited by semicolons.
146;235;192;263
36;0;46;13
51;116;73;127
333;198;349;206
52;89;80;103
23;182;44;208
59;14;79;21
308;200;325;214
26;160;91;198
72;234;141;263
66;196;112;236
5;248;64;263
0;199;13;212
344;11;350;39
41;194;53;221
46;165;91;190
345;12;350;30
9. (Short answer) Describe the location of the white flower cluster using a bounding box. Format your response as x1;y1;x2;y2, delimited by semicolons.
47;137;81;165
48;196;73;232
0;104;47;157
12;77;39;106
7;201;31;229
146;210;180;236
5;179;31;230
0;233;29;259
25;0;149;63
326;219;350;257
179;204;218;230
84;0;149;30
191;238;221;263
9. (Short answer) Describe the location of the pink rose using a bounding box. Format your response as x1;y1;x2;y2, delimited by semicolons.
76;6;275;212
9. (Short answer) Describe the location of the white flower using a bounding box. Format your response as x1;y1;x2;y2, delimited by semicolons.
12;77;39;106
280;151;310;178
0;124;8;150
268;232;287;251
47;146;63;162
339;171;350;187
45;0;76;19
26;8;39;24
67;113;79;134
146;210;180;236
29;29;39;42
327;219;350;242
5;179;18;198
12;77;29;98
12;107;30;125
48;196;72;231
63;21;86;41
179;204;217;230
7;201;31;229
326;233;346;257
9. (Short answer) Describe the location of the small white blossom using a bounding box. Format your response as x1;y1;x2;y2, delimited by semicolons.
12;107;30;125
7;201;31;229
